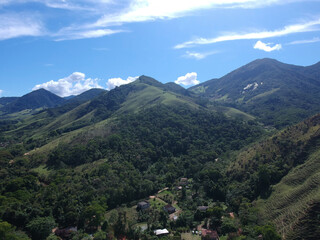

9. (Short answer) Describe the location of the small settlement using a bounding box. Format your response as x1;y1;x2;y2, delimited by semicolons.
99;176;248;239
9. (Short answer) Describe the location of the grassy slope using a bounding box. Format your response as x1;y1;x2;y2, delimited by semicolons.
256;148;320;239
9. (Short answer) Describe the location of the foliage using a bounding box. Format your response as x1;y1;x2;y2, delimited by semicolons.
0;221;30;240
26;216;56;240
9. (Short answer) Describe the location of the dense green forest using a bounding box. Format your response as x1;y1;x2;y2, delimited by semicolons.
0;104;268;239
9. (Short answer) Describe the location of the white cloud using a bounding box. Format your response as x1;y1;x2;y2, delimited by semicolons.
0;89;3;96
32;72;103;97
0;0;310;41
90;0;287;28
55;28;124;41
106;76;139;90
253;40;282;52
175;72;199;86
288;37;320;45
0;0;112;11
0;13;44;40
175;18;320;49
184;50;218;60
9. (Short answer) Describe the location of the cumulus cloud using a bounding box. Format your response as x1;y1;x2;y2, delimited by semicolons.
0;89;3;96
175;72;199;86
0;13;44;40
32;72;103;97
106;76;139;90
175;18;320;49
253;40;282;52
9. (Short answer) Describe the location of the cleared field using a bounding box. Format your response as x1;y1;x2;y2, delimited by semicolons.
181;232;201;240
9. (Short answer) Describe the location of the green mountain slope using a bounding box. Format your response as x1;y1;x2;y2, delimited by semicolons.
190;58;320;128
257;148;320;239
0;75;266;239
0;89;65;114
0;97;19;107
2;76;201;144
226;113;320;239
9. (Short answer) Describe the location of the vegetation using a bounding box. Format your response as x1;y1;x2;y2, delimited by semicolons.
190;58;320;128
0;63;320;239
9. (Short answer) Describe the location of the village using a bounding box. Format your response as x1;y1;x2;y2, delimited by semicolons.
94;177;238;240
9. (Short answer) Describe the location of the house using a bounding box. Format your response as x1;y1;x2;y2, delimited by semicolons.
137;201;150;211
179;178;188;185
54;227;77;239
163;204;176;214
201;229;219;240
197;206;209;212
154;229;169;236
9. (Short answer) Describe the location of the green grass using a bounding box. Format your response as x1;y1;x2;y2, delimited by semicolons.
189;85;208;94
105;206;138;225
150;198;167;210
157;190;174;198
133;222;148;231
118;84;198;114
247;88;280;102
31;164;51;177
215;94;229;102
222;107;255;121
181;232;201;240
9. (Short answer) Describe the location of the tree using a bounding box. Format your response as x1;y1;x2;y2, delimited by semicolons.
255;224;281;240
221;217;237;235
0;221;30;240
26;217;56;240
81;201;106;231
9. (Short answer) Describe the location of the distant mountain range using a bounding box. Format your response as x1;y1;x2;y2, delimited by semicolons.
2;58;320;128
190;58;320;128
0;88;107;116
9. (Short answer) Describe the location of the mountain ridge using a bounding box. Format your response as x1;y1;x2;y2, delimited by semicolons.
190;58;320;128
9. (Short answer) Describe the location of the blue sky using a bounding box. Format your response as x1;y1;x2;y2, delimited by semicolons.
1;0;320;97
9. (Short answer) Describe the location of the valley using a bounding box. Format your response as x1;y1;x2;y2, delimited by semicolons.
0;59;320;240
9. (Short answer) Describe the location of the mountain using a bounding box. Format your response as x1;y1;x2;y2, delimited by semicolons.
2;76;205;144
190;58;320;128
0;89;65;114
164;82;191;96
44;88;108;117
227;113;320;239
0;97;19;107
65;88;107;104
1;69;319;239
0;75;266;239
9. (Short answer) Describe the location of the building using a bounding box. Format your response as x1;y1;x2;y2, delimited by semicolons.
201;229;219;240
154;229;169;236
54;227;78;239
137;201;150;211
179;177;188;185
163;204;176;214
197;206;209;212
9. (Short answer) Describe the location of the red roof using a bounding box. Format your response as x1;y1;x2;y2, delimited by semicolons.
201;229;219;240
